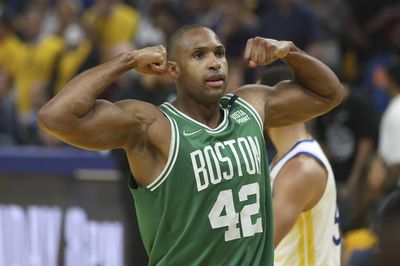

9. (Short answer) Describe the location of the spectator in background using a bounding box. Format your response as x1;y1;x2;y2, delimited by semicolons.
341;0;398;84
32;0;59;39
258;0;321;53
216;0;258;92
348;155;390;230
82;0;140;61
346;0;397;58
359;55;392;115
14;7;64;122
341;154;390;264
50;0;100;95
306;0;350;71
132;1;165;48
0;10;24;79
1;1;70;147
376;188;400;266
347;189;400;266
315;84;378;194
379;62;400;188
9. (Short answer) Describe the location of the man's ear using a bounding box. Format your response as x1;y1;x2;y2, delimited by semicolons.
167;61;179;79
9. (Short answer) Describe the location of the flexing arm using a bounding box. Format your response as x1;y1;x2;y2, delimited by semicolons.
273;156;327;247
237;38;345;127
38;45;168;150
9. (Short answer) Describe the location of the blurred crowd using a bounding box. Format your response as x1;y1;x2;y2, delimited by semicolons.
0;0;400;265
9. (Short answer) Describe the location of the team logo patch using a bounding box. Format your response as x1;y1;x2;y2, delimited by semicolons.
230;110;250;125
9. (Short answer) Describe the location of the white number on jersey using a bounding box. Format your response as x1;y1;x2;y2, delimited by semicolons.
208;183;263;241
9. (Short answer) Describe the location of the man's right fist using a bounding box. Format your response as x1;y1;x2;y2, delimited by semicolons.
125;45;168;75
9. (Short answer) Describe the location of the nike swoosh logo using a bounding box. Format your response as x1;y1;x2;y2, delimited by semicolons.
183;129;202;137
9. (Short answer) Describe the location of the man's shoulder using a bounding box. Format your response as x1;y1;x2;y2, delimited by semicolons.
284;155;326;179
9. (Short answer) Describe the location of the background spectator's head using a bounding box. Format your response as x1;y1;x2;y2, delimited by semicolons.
20;8;43;42
0;10;12;39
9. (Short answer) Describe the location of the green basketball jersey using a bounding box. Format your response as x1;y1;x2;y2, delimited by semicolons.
129;94;273;265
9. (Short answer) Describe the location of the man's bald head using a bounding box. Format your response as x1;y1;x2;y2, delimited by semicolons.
167;24;219;61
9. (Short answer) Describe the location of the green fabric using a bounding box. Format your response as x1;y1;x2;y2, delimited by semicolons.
130;94;273;266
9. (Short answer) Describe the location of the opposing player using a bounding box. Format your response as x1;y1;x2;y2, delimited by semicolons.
38;25;344;265
259;66;341;265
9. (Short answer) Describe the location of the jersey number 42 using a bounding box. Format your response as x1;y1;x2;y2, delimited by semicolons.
208;182;263;241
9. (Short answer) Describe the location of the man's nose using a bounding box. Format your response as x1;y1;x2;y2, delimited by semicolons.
208;54;221;70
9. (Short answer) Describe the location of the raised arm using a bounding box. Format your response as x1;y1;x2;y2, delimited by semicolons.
38;45;169;151
236;37;345;127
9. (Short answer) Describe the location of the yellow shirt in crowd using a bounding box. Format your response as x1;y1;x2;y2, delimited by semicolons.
15;35;64;116
0;33;25;78
54;39;93;93
83;3;139;60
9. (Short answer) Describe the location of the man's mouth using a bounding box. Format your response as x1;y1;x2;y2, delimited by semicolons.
205;73;225;88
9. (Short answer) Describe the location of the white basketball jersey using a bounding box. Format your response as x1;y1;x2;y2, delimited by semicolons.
270;139;341;266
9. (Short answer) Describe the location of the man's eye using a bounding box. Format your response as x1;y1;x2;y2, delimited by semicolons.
193;51;204;59
215;50;225;57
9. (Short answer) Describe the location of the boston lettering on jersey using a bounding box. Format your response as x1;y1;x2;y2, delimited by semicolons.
190;136;262;191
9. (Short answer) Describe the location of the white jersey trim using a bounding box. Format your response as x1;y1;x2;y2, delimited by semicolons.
146;114;180;191
162;102;229;133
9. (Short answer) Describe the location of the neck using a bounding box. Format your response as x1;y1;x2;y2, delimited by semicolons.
269;123;310;160
173;95;223;129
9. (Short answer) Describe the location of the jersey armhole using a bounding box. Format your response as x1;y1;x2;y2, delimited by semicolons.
128;113;179;192
289;152;328;176
272;151;328;192
145;113;180;191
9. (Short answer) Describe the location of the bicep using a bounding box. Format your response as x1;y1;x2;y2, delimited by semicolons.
236;83;335;128
53;99;163;150
266;81;336;127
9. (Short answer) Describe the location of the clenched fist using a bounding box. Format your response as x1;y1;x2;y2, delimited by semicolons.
124;45;167;75
244;37;292;68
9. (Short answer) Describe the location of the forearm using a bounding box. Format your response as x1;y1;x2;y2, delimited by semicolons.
282;43;344;108
44;53;134;117
38;52;138;134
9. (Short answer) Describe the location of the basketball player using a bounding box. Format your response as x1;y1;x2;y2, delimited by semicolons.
38;25;344;265
259;66;341;265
